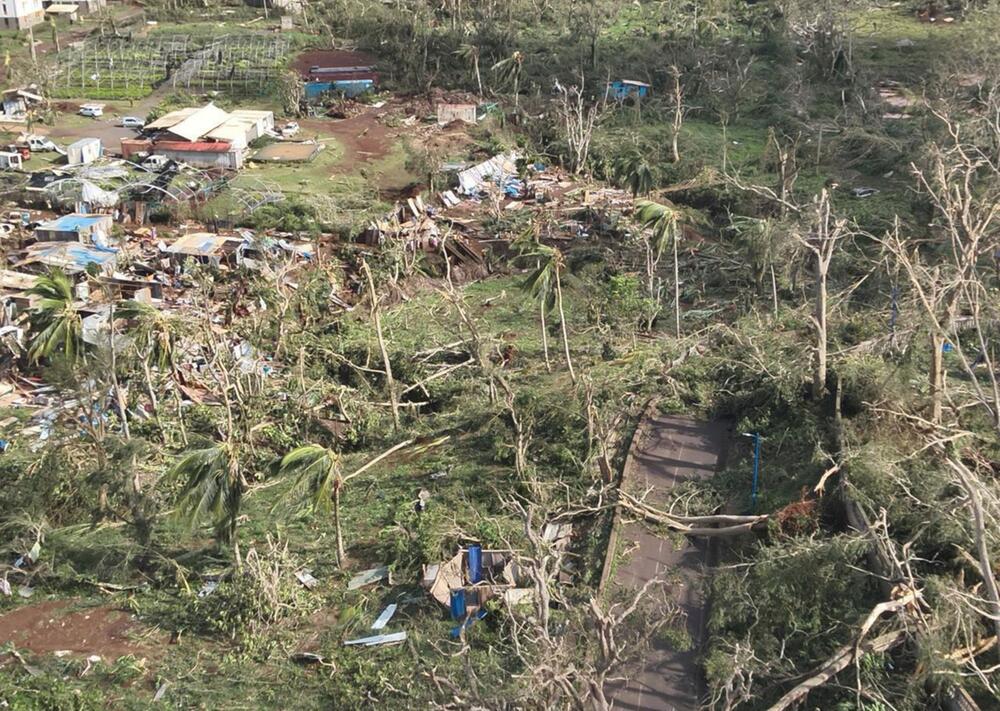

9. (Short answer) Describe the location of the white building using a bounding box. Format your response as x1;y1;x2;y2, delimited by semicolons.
0;0;44;30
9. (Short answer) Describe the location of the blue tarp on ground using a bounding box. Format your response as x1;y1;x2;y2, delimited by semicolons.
304;80;375;99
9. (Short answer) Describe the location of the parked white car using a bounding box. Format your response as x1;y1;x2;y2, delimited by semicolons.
24;135;58;152
280;121;301;138
79;104;105;118
121;116;145;129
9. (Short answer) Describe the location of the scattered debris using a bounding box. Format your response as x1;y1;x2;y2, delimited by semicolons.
347;566;390;590
371;603;397;630
295;569;319;590
343;631;406;647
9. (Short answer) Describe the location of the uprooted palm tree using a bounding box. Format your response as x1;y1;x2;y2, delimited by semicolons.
26;267;83;364
171;442;246;560
635;199;685;337
278;444;346;564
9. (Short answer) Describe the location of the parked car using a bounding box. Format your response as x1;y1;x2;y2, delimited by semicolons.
280;121;301;138
79;104;105;118
22;135;58;152
851;187;880;199
120;116;145;129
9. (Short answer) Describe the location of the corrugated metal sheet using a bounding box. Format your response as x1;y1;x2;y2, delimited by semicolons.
457;151;519;194
36;213;108;231
153;141;232;153
165;104;230;142
145;107;199;131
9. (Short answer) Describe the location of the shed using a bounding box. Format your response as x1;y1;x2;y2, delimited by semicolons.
163;104;230;143
45;3;79;20
33;213;113;244
607;79;650;101
436;104;477;125
67;137;101;166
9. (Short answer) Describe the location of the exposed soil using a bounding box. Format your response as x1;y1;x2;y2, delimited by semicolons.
300;112;395;172
0;599;164;658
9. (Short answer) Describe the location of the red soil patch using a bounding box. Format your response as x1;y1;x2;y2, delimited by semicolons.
299;112;394;172
0;599;163;658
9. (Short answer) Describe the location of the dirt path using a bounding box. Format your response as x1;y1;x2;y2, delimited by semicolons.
606;413;730;711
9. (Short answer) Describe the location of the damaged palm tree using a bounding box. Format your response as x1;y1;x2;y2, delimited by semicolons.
278;444;347;566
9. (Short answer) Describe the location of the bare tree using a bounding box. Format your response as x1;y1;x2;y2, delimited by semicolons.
793;189;849;400
556;74;604;175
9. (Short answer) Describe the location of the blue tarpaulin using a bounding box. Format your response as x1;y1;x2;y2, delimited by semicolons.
304;80;375;99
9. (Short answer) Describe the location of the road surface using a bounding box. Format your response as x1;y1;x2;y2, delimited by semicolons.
606;413;729;711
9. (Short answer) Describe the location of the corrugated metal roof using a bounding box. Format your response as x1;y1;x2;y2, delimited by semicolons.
205;118;254;144
68;137;100;149
167;232;243;256
154;140;232;153
36;213;109;232
26;242;119;270
146;107;199;131
166;104;231;142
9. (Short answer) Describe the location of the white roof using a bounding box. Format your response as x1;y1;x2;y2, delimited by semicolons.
69;137;100;148
205;117;255;144
146;107;199;130
231;109;273;121
165;104;231;142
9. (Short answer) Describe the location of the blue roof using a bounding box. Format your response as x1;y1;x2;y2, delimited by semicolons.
32;242;118;268
36;214;107;232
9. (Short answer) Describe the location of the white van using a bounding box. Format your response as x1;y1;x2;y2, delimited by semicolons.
79;104;105;118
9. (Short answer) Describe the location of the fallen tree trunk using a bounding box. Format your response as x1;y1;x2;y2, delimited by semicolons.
620;492;769;537
767;628;907;711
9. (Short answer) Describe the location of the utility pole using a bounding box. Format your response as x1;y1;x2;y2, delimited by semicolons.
743;432;762;510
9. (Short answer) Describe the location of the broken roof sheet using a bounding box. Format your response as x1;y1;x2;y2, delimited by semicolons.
163;104;231;142
205;118;254;144
145;107;199;131
457;151;519;194
22;242;118;271
167;232;243;256
36;213;109;232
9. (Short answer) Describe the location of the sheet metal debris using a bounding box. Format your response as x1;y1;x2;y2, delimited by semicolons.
371;603;397;630
347;566;389;590
343;631;406;647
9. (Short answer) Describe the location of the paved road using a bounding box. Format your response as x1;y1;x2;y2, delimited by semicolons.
607;413;729;711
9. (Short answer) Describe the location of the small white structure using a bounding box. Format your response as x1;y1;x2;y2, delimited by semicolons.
67;137;101;166
0;152;23;170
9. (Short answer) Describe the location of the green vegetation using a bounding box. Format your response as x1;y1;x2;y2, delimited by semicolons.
2;0;1000;709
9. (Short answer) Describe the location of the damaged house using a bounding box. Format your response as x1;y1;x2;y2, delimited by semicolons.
121;104;275;171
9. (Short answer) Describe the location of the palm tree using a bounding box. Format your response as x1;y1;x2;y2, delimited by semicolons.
171;442;245;558
522;244;576;383
278;445;346;564
635;199;684;338
614;149;656;198
26;268;82;364
118;300;182;430
512;228;552;372
456;43;483;97
492;50;524;110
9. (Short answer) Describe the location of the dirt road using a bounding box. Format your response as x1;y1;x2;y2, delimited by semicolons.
606;413;729;711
